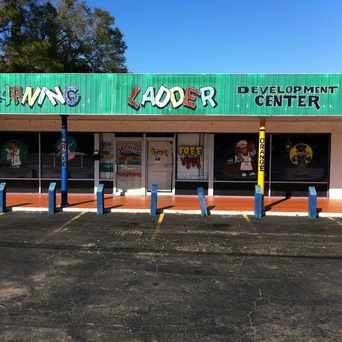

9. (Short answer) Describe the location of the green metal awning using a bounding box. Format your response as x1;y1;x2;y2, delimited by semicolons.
0;73;341;116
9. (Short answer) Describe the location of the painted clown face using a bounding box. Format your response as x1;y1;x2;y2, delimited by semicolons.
236;140;248;154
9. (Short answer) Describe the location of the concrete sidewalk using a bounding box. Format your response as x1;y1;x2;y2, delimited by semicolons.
5;193;342;217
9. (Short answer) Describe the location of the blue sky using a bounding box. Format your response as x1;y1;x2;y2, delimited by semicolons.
87;0;342;73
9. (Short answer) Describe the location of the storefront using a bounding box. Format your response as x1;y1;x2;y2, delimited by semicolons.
0;74;341;198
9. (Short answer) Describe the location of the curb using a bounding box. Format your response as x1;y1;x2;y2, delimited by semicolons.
5;206;342;217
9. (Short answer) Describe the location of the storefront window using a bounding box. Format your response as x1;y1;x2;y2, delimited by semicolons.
214;134;259;181
271;134;330;182
41;133;94;179
100;133;114;180
0;133;38;179
177;134;208;180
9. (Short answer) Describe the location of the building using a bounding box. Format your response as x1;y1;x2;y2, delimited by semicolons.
0;73;341;200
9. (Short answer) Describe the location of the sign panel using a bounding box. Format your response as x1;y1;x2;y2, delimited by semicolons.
1;73;342;116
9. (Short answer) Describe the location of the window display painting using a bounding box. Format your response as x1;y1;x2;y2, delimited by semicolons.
1;140;28;168
177;134;208;180
271;134;329;182
116;140;142;194
234;140;256;177
214;134;258;181
289;143;313;168
0;133;38;179
55;137;77;161
151;146;170;163
116;141;142;177
100;133;113;179
178;145;203;169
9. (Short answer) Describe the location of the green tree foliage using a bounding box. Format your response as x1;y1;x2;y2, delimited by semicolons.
0;0;127;72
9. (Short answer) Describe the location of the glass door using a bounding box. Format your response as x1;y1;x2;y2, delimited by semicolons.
147;140;173;191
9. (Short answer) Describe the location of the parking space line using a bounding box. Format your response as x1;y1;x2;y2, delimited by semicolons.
59;211;87;232
243;214;251;223
328;216;342;227
43;211;87;240
151;212;165;241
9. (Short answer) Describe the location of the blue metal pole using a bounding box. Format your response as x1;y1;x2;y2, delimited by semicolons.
60;115;68;207
0;182;6;213
308;186;318;218
254;185;264;219
48;182;57;215
197;187;209;217
150;184;158;220
96;184;105;215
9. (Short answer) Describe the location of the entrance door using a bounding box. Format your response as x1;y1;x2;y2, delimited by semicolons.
147;140;173;191
115;139;143;195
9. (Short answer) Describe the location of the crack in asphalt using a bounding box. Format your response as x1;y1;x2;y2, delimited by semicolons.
0;240;342;259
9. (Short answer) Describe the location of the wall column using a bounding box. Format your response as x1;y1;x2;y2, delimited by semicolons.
329;131;342;198
208;134;214;196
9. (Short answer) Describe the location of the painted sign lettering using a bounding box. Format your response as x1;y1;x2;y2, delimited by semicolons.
128;86;217;110
0;85;80;107
238;85;339;110
178;145;203;157
259;137;265;172
178;145;203;169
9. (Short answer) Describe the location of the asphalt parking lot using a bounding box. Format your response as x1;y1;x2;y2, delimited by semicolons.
0;212;341;341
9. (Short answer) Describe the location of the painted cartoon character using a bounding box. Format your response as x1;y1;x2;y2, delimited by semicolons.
290;143;313;168
5;142;21;168
56;137;77;161
67;144;76;161
234;140;256;177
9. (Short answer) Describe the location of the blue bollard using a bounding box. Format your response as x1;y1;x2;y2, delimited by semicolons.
197;187;209;217
48;182;57;215
0;182;6;213
254;185;265;219
150;184;158;220
96;184;105;215
308;186;318;218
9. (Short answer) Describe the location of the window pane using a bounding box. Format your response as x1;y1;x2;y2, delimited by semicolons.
100;133;114;180
177;133;208;180
214;134;258;181
0;132;38;178
41;133;94;179
271;134;330;182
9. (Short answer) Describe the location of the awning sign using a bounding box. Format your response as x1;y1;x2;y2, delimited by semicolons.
0;85;80;107
238;85;338;111
1;74;342;116
128;86;217;110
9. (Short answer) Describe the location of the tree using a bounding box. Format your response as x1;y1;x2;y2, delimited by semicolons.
0;0;127;72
